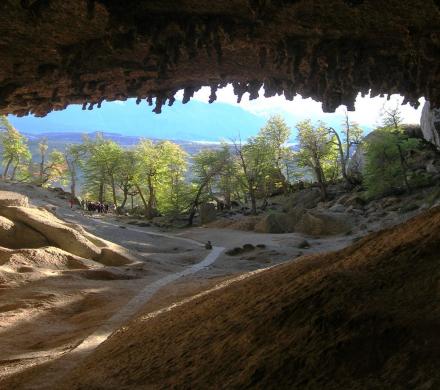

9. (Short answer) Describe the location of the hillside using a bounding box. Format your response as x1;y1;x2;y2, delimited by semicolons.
62;207;440;389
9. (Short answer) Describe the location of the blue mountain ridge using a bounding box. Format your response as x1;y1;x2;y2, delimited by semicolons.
9;99;268;142
9;97;365;143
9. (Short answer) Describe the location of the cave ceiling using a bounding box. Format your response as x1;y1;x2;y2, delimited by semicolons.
0;0;439;117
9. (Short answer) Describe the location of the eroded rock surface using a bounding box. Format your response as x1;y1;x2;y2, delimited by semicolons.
421;101;440;149
0;1;439;117
0;191;136;265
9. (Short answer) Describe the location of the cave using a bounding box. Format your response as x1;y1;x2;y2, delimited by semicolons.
0;0;439;118
1;1;440;389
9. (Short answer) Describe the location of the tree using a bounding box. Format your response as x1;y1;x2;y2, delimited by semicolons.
39;149;68;186
233;136;271;214
82;134;111;203
364;106;420;197
216;143;239;208
134;140;161;218
327;110;363;186
115;149;137;210
64;144;85;199
295;120;337;200
187;147;229;225
157;142;189;216
134;140;188;218
81;134;124;206
0;116;31;180
37;138;49;184
257;115;292;191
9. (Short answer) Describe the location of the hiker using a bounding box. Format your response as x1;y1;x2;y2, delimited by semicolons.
69;198;74;209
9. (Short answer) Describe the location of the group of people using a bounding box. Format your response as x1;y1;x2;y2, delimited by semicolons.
81;199;114;214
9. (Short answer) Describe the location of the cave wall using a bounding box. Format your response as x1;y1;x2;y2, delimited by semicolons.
0;0;439;117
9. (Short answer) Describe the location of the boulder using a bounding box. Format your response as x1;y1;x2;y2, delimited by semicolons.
0;246;101;270
200;202;217;224
0;191;29;207
0;215;49;249
0;206;100;259
420;101;440;149
97;247;136;266
294;211;352;236
255;213;289;233
283;188;322;211
329;203;346;213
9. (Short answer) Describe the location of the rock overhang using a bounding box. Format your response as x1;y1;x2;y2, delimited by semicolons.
0;0;439;117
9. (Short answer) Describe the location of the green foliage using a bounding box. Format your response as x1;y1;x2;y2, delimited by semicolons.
363;104;425;198
43;149;68;186
0;115;31;180
255;115;292;192
295;120;339;198
364;129;420;197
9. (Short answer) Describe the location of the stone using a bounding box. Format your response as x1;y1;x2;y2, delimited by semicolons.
255;213;289;233
0;191;29;207
297;240;310;249
0;206;100;259
329;203;346;213
200;203;217;224
284;188;322;211
420;101;440;149
96;247;136;267
294;211;353;236
0;215;49;249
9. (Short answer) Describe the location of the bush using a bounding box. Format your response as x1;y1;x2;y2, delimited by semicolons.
364;128;420;198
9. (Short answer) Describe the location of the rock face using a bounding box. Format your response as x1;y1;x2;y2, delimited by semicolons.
420;101;440;149
0;1;439;117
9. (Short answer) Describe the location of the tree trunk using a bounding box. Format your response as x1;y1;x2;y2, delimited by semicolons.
3;157;13;180
188;182;207;226
146;174;157;219
10;162;18;180
98;181;104;203
110;175;118;207
135;184;149;216
249;181;257;215
397;144;411;192
329;127;351;186
120;188;128;209
39;155;45;184
70;172;76;199
314;166;328;201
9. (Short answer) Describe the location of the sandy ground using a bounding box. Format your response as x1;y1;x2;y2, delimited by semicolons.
0;182;358;389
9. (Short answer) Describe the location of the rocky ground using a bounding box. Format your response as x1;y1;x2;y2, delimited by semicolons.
0;180;439;388
61;205;440;390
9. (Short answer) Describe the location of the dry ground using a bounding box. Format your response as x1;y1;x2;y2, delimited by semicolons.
61;207;440;389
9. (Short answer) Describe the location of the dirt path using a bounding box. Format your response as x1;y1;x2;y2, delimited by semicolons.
1;214;224;389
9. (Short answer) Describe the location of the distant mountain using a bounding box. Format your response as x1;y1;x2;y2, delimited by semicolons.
22;131;224;160
9;99;267;142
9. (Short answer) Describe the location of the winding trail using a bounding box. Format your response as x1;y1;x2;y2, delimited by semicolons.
23;218;225;389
